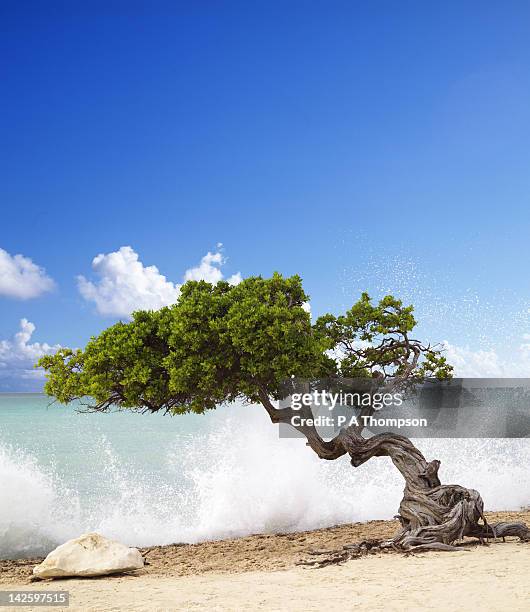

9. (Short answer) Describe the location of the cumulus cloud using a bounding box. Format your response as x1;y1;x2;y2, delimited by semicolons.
184;250;242;285
0;248;55;299
0;319;61;391
442;339;530;377
78;245;242;318
77;246;181;317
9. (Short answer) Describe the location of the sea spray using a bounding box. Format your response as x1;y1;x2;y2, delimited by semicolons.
169;408;403;541
1;398;529;558
0;445;80;557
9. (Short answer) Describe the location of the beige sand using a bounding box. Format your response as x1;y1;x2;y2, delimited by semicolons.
2;511;529;612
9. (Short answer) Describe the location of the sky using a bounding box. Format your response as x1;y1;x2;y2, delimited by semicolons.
2;1;530;390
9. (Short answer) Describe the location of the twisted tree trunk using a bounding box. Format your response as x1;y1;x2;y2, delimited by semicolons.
341;430;529;551
258;389;530;553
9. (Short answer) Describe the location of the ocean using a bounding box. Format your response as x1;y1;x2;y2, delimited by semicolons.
1;394;529;559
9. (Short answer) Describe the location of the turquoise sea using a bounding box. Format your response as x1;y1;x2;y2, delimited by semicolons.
1;394;529;559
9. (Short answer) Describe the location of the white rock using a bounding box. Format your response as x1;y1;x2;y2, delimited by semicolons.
33;533;144;579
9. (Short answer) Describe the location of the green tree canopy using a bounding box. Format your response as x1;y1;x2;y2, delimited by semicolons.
38;273;451;414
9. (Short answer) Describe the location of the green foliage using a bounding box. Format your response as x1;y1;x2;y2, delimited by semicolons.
38;276;452;413
314;292;453;383
39;274;334;413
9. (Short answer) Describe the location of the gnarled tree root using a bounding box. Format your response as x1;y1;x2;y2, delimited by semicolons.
298;521;530;568
296;539;388;568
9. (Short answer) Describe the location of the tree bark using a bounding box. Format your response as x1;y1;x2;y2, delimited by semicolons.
340;430;529;551
258;391;530;552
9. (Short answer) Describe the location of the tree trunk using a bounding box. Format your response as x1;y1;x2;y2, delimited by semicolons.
340;429;530;551
258;391;529;552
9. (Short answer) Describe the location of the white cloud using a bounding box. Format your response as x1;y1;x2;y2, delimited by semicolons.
0;319;61;390
0;248;55;299
184;250;242;286
77;246;181;317
442;339;530;377
78;245;242;318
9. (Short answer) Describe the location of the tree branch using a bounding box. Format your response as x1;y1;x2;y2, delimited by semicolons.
256;387;346;460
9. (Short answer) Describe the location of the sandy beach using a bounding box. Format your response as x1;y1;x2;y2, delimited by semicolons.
1;510;528;611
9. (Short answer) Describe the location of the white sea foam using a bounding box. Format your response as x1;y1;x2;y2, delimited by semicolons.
0;445;80;557
1;405;528;559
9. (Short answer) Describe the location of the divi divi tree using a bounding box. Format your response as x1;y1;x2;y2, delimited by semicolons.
39;274;529;551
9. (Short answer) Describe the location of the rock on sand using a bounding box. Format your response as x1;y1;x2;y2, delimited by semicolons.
33;533;144;579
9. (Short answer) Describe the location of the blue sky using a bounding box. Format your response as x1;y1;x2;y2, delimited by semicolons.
2;1;530;390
